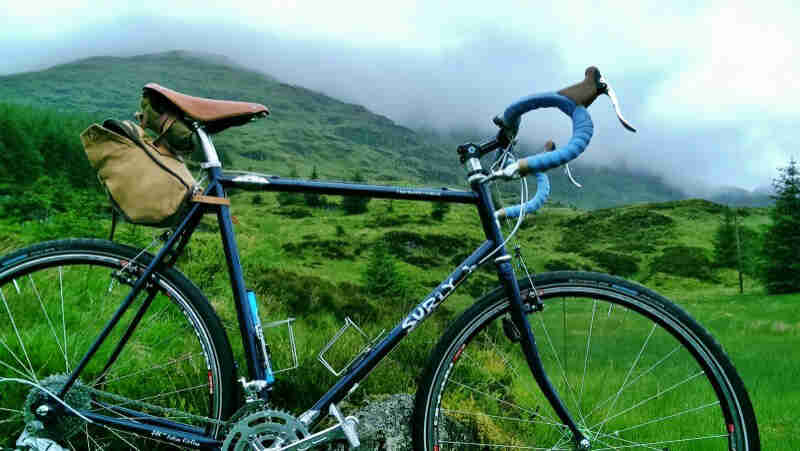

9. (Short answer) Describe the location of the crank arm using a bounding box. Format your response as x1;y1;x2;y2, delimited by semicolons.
280;405;359;450
278;417;359;451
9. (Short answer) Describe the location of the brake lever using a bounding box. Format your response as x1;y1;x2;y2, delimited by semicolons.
599;76;637;133
564;163;582;188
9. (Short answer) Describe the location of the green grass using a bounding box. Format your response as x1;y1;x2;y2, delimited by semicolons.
1;191;796;448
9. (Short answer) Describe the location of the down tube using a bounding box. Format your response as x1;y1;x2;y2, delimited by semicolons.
309;240;496;420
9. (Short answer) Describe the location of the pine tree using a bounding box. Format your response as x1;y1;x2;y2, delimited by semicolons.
304;166;323;207
277;167;303;206
762;158;800;294
363;240;405;297
341;170;370;214
431;201;450;221
713;206;738;268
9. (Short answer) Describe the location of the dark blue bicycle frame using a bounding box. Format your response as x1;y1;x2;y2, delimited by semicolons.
55;133;584;449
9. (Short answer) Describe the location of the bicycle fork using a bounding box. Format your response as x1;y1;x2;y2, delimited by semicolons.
496;261;590;450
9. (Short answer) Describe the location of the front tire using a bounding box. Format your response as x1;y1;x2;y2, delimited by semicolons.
413;271;759;450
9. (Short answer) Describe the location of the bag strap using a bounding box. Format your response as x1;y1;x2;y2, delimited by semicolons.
191;194;231;206
153;113;177;146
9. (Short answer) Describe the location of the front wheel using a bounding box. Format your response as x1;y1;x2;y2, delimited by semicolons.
413;271;759;450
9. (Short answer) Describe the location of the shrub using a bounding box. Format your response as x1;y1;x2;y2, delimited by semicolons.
650;246;713;281
583;250;639;277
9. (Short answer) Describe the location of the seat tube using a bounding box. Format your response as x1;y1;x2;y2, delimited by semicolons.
472;177;588;448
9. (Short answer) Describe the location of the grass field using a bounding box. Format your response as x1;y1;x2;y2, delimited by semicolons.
1;189;797;448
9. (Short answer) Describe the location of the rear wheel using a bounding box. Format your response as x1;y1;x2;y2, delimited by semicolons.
414;271;759;450
0;239;237;449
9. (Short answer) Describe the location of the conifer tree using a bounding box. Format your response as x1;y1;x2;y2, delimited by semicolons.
713;206;738;269
342;170;370;214
277;167;303;206
762;158;800;294
304;166;323;207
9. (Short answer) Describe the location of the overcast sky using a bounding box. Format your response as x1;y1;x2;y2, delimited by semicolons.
2;0;798;193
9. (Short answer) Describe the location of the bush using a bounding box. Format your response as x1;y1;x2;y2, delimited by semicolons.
650;246;713;281
252;194;263;205
584;250;639;277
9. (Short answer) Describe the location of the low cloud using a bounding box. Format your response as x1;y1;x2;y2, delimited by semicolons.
2;9;796;193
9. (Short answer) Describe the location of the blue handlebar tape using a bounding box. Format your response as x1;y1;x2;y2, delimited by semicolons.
502;91;578;133
520;105;593;174
502;172;550;219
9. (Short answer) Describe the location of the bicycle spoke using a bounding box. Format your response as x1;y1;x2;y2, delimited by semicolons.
591;433;662;451
585;344;681;419
0;288;37;382
95;351;202;386
0;336;36;380
594;322;656;435
590;433;728;449
60;267;70;372
578;300;597;407
536;308;587;425
448;379;560;426
29;274;69;371
441;408;565;430
438;440;566;449
611;400;720;435
590;370;705;430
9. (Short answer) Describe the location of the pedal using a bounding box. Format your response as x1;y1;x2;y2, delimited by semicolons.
329;403;360;448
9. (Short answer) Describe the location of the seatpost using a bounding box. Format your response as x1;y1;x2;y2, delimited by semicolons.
192;124;222;170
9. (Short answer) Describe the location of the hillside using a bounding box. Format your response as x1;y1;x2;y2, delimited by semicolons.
0;50;766;208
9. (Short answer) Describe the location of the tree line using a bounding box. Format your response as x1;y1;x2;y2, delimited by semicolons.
0;102;104;221
714;158;800;294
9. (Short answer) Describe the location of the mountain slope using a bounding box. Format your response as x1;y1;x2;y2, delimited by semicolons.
0;51;768;208
0;51;454;184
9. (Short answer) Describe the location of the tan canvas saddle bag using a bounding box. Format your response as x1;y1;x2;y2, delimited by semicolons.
80;119;197;226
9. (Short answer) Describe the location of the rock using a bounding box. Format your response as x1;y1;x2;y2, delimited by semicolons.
324;393;474;451
325;394;413;451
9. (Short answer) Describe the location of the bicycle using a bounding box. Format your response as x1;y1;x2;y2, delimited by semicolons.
0;66;759;450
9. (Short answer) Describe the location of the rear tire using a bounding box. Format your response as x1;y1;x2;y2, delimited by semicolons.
413;271;759;450
0;239;237;449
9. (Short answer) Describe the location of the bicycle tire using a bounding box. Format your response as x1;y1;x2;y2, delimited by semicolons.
413;271;759;450
0;239;237;449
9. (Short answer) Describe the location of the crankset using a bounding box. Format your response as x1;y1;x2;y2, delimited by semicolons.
223;403;359;450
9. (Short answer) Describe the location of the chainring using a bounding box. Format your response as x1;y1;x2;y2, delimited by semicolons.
223;405;310;451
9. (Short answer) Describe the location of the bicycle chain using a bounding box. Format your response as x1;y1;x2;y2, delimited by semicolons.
84;385;229;428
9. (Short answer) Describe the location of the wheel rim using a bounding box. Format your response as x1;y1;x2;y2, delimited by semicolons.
426;286;750;450
0;251;224;449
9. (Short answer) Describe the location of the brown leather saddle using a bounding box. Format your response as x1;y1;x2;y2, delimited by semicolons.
143;83;269;134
